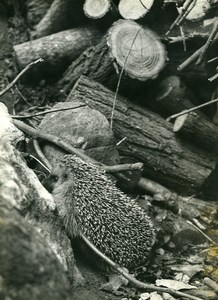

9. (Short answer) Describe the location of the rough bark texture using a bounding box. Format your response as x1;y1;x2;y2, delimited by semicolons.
60;19;166;94
34;0;86;38
26;0;53;28
14;27;101;81
173;111;218;153
66;76;216;194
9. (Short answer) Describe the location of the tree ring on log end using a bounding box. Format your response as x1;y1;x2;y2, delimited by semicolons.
118;0;154;20
83;0;111;19
107;20;166;81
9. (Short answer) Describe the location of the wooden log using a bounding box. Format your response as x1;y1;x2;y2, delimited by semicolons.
34;0;86;38
154;75;197;118
14;27;100;81
26;0;53;28
118;0;154;20
173;112;218;153
66;76;216;194
83;0;111;19
60;19;166;94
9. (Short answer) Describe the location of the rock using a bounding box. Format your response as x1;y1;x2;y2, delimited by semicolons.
0;167;72;300
38;101;120;166
0;103;24;147
0;104;84;287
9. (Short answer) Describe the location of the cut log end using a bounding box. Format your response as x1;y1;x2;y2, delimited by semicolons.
118;0;154;20
83;0;111;19
173;114;189;132
107;20;166;81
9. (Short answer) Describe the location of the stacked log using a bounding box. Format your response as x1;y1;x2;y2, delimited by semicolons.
59;19;166;94
66;75;216;194
14;27;101;80
5;1;218;298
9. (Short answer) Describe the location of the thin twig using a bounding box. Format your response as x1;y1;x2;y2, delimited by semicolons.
179;26;186;52
81;235;203;300
166;0;195;35
186;220;216;245
110;26;142;128
196;19;218;65
29;154;50;173
104;162;143;173
33;139;52;170
177;45;204;71
208;56;218;63
0;58;43;97
178;20;218;71
116;136;127;147
12;120;140;182
208;72;218;82
177;0;197;26
11;104;86;119
167;98;218;121
13;119;99;165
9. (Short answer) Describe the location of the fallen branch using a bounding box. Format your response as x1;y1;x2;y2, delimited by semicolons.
11;104;86;119
167;97;218;121
166;0;197;35
104;162;143;173
33;139;52;170
177;45;204;71
196;18;218;65
13;120;143;175
82;235;204;300
178;20;218;71
0;58;43;97
13;119;102;165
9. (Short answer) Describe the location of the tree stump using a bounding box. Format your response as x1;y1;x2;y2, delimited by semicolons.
60;19;166;94
66;76;216;194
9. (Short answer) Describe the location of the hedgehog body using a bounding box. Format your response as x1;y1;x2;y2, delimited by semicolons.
50;155;155;270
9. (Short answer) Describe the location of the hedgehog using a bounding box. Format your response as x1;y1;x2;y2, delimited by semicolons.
46;154;155;270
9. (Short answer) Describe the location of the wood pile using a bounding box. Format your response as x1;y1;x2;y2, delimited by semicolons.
1;0;218;299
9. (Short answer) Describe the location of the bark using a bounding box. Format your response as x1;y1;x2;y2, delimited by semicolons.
60;19;166;94
66;76;216;194
173;111;218;153
34;0;86;38
26;0;53;28
83;0;111;19
13;27;101;81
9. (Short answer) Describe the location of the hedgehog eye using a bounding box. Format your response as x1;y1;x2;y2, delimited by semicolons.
50;174;59;182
